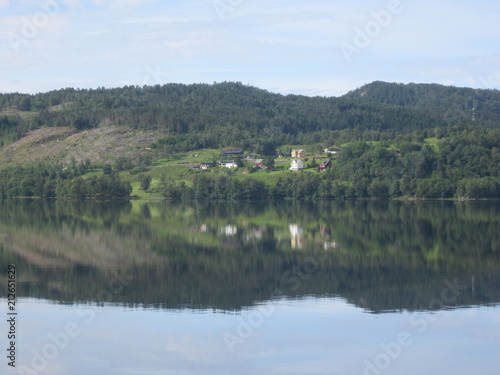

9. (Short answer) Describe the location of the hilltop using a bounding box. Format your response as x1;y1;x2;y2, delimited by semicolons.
344;81;500;126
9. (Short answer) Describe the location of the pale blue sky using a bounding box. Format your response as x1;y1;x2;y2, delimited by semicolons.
1;0;499;96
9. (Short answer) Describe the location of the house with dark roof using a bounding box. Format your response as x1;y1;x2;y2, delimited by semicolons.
319;160;332;170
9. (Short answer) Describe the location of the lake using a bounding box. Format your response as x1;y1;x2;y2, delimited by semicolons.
1;200;499;375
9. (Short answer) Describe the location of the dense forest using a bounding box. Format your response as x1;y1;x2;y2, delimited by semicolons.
2;81;499;149
0;81;499;199
345;81;500;128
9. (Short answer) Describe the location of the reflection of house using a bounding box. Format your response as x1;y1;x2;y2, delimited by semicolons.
289;224;304;249
325;147;343;155
324;241;339;251
245;227;264;242
289;224;303;237
319;160;332;170
200;163;214;170
220;225;237;236
289;159;304;171
220;161;237;168
220;150;243;157
291;149;306;158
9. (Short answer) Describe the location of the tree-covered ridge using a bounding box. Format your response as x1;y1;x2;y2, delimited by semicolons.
2;80;496;149
344;81;500;127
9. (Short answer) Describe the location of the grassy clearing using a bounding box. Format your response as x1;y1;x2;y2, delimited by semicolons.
424;137;440;150
75;145;339;196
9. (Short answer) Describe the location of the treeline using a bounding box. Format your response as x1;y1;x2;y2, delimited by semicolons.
159;173;268;200
159;172;499;201
4;81;498;150
0;162;131;199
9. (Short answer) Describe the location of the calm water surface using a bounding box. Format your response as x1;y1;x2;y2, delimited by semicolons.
1;200;499;374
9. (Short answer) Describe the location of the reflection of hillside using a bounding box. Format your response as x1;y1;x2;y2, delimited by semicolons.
0;200;499;313
1;226;156;269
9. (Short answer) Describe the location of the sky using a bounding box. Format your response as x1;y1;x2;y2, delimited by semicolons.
1;0;500;96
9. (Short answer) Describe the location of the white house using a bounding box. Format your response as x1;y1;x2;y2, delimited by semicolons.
289;159;304;171
220;161;237;168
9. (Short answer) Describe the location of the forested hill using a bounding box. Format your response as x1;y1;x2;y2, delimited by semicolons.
1;81;499;150
344;81;500;127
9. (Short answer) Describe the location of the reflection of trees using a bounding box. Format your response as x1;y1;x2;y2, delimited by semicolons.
0;200;499;313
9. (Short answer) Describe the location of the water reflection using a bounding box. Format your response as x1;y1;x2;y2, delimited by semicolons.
0;200;499;312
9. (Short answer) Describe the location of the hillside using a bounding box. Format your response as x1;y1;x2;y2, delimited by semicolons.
0;80;482;154
1;80;499;162
0;81;499;200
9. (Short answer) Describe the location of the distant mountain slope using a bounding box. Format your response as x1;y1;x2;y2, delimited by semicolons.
343;81;500;127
